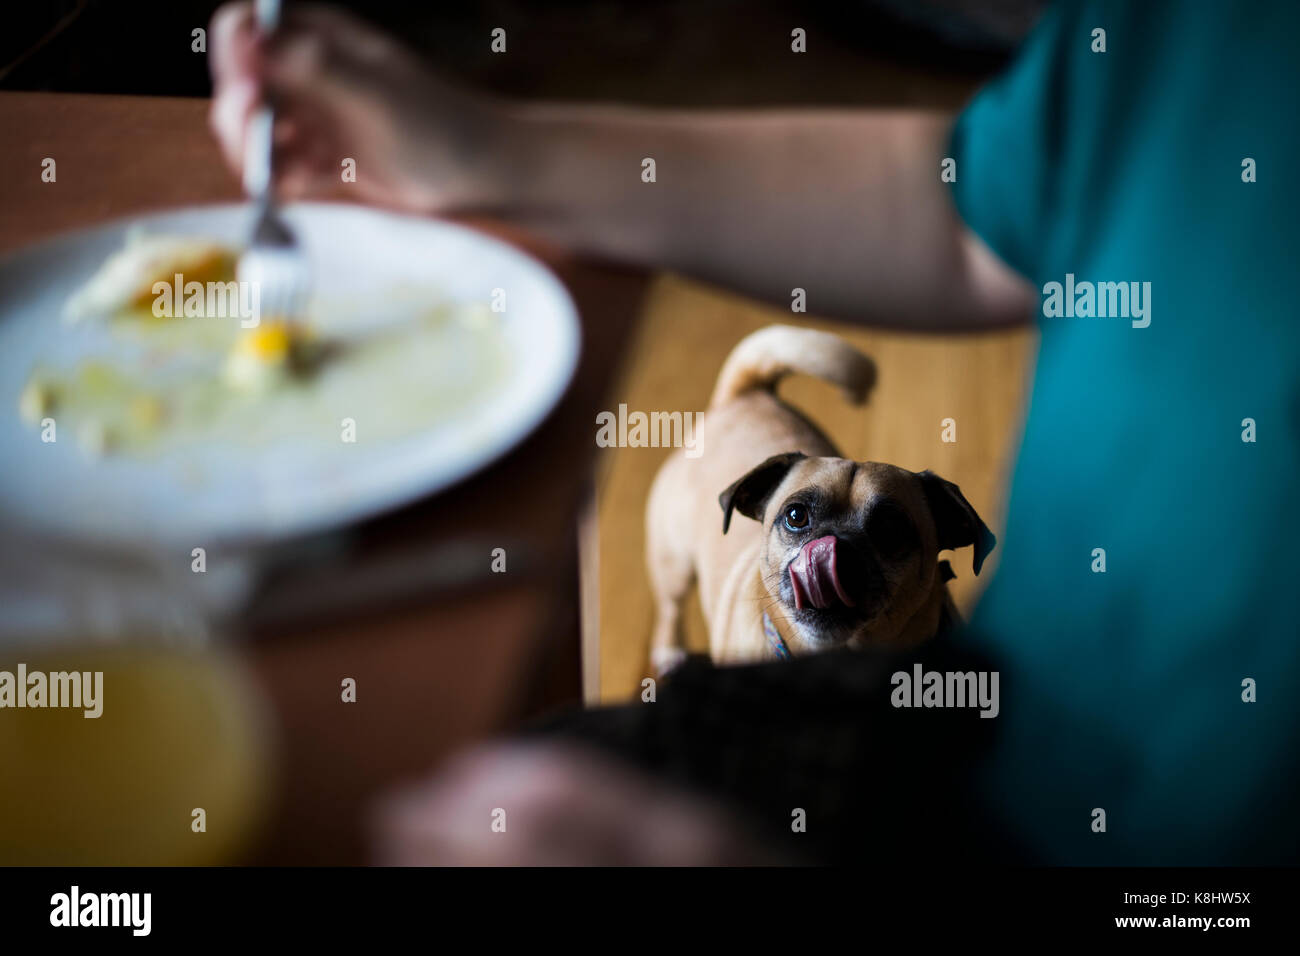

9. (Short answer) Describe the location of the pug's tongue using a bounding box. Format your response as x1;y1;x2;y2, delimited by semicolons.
789;535;855;610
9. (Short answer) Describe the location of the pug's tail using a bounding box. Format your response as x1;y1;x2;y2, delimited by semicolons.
709;324;877;410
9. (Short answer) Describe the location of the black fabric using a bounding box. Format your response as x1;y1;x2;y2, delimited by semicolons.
527;637;1030;865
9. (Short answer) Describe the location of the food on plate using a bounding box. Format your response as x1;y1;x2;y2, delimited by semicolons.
222;321;321;392
20;233;510;458
62;230;238;322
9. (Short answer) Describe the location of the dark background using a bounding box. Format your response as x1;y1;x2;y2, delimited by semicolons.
1;0;1041;106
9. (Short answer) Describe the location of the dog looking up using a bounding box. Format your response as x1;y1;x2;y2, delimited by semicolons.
645;325;994;673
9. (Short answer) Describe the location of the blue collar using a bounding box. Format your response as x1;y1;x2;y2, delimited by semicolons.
761;611;792;659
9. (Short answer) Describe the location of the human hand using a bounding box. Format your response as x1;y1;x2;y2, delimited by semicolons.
370;741;785;866
208;2;512;213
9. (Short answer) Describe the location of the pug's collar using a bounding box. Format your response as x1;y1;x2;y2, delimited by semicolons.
761;610;792;659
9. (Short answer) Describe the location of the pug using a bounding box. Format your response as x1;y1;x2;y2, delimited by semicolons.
645;324;994;672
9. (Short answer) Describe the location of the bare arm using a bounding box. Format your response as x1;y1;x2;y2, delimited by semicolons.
209;3;1033;330
494;105;1032;328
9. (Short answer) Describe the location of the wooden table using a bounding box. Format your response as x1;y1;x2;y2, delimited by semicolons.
0;92;648;863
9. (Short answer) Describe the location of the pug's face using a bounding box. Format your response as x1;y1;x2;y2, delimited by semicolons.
719;453;994;649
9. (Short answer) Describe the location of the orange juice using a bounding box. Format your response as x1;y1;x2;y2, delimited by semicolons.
0;646;272;865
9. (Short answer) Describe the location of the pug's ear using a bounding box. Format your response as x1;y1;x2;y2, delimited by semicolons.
719;452;806;534
917;470;996;575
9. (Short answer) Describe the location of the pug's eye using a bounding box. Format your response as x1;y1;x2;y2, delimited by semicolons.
782;503;811;532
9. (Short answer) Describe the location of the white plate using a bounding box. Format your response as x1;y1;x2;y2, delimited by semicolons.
0;203;580;550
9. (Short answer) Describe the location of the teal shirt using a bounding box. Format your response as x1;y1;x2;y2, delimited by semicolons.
950;0;1299;863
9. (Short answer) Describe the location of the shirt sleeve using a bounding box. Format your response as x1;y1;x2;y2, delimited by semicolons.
948;0;1084;281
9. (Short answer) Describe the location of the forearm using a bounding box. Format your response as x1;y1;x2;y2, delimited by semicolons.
492;104;1032;330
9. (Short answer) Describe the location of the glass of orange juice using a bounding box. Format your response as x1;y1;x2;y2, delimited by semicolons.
0;644;272;865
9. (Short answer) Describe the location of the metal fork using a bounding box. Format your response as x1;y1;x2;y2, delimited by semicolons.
237;0;310;326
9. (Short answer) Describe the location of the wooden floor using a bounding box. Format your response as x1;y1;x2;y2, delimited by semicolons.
591;273;1036;702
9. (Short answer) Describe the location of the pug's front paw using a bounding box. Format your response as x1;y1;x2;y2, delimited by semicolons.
651;646;688;677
